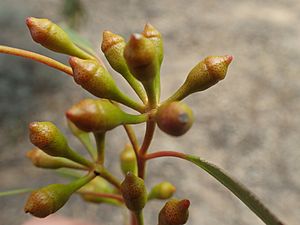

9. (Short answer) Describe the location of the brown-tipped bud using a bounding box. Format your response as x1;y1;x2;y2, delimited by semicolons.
158;199;190;225
185;55;233;94
120;172;147;211
156;101;194;136
69;57;123;100
120;144;137;176
148;182;176;200
26;148;84;169
29;122;69;157
24;174;94;218
26;17;91;59
66;99;147;133
142;23;163;66
124;33;158;83
101;31;129;74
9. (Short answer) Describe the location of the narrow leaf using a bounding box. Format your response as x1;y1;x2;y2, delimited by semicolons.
0;188;33;197
186;154;284;225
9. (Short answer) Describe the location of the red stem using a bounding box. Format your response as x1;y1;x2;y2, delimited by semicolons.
144;151;186;161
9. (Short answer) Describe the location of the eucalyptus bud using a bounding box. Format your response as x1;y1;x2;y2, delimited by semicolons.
29;121;92;167
142;23;163;66
120;144;137;176
166;55;233;102
26;148;85;170
66;99;148;133
158;199;190;225
124;33;158;84
120;172;147;211
24;173;94;218
26;17;92;59
101;31;129;75
101;31;147;103
29;122;69;157
148;182;176;200
156;101;194;136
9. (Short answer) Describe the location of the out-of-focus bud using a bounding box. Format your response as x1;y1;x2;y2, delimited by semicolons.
24;173;94;218
148;182;176;200
29;122;69;157
142;23;163;66
29;121;92;167
120;172;147;211
156;101;194;136
26;148;85;170
79;177;121;205
158;199;190;225
120;144;137;176
124;33;158;84
66;99;148;133
167;55;233;102
26;17;92;59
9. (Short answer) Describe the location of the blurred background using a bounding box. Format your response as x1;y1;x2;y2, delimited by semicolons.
0;0;299;225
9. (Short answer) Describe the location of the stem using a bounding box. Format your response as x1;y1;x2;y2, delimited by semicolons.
94;132;106;164
123;71;148;104
100;168;122;190
143;80;157;109
145;151;285;225
0;45;73;76
77;191;124;203
117;92;146;113
133;210;144;225
138;121;156;178
130;212;138;225
123;125;140;157
66;147;94;168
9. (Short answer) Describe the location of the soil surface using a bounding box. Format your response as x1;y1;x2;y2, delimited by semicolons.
0;1;299;225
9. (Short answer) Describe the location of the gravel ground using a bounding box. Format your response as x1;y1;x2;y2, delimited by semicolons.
0;1;300;225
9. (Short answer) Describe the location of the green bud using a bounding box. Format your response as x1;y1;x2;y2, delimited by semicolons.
29;122;69;157
124;33;158;84
101;31;128;75
120;172;147;211
142;23;163;66
120;144;137;176
156;101;194;136
66;99;148;133
26;17;92;59
167;55;233;102
26;148;85;170
158;199;190;225
69;57;144;112
29;121;92;167
24;173;94;218
148;182;176;200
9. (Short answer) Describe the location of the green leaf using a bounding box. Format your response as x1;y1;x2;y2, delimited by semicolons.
185;154;284;225
0;188;33;197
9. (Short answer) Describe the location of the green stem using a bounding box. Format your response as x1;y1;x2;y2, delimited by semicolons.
123;71;148;104
94;132;106;164
66;147;94;168
162;83;189;104
143;80;157;109
134;210;144;225
100;168;122;190
144;151;284;225
117;91;145;113
0;45;73;76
